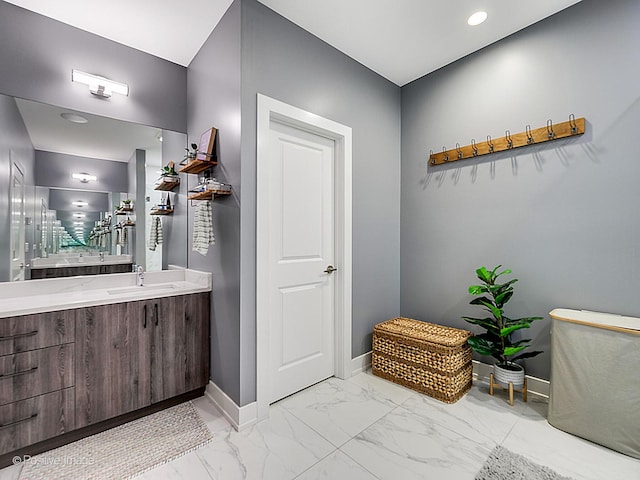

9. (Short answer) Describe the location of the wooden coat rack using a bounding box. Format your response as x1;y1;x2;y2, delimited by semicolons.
429;115;585;166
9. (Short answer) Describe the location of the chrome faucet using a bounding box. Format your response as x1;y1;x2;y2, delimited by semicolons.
136;265;145;287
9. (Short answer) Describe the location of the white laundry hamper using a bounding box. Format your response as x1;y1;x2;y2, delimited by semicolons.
548;308;640;459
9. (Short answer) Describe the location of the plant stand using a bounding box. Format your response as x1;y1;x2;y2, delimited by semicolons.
489;373;527;406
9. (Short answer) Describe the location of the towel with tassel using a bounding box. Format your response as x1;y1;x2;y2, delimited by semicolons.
193;200;214;255
149;216;163;251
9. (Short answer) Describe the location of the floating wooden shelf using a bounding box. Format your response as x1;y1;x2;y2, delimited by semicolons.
187;189;232;201
429;116;585;166
150;208;174;215
179;159;218;174
154;177;180;191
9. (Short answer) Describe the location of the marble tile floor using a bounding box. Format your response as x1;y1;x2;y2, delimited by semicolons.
2;371;638;480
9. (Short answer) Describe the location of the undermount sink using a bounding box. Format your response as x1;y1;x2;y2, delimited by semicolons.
107;283;177;295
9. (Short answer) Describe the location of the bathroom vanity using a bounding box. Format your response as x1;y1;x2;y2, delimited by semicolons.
0;269;211;466
30;254;133;279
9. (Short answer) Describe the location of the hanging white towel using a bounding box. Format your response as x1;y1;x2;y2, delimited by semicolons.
149;216;163;251
193;200;214;255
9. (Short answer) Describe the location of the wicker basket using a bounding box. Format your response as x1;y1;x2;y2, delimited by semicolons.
372;317;473;403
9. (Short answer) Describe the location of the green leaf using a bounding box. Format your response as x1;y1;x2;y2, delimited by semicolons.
462;317;500;333
494;279;518;295
476;266;491;283
495;268;512;277
469;296;494;306
503;346;526;357
468;285;488;295
500;323;531;337
494;290;513;308
511;350;544;362
467;336;500;356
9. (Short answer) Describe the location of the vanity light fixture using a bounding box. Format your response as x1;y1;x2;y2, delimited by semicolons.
72;69;129;98
72;201;88;207
73;221;84;225
72;172;97;183
467;11;488;26
73;213;86;219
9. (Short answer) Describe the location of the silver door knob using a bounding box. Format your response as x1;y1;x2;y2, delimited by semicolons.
323;265;337;274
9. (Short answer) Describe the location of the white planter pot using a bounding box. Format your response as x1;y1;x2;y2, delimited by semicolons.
494;362;525;389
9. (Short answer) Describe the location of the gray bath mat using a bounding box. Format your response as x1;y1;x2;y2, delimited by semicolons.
476;445;574;480
18;401;213;480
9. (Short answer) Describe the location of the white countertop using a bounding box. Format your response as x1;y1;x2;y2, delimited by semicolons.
0;269;211;318
31;254;133;269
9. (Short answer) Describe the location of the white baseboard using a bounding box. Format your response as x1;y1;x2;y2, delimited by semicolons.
350;351;372;376
207;354;548;433
350;351;550;399
205;381;257;431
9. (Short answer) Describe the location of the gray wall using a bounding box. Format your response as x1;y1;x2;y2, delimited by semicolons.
400;0;640;380
187;0;242;404
0;1;187;133
0;95;35;281
163;129;189;269
35;151;129;193
185;0;401;406
238;0;401;405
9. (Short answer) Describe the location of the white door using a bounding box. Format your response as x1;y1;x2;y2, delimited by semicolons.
266;120;336;403
10;159;25;282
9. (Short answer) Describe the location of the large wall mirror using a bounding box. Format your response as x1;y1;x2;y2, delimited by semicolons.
0;94;187;282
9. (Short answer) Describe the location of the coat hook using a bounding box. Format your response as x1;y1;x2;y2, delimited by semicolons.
526;125;534;144
442;146;449;162
569;114;578;134
429;149;435;166
547;119;555;139
487;135;494;153
505;130;513;149
456;143;463;159
471;139;478;157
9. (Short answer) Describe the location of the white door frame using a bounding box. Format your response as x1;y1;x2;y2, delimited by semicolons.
256;94;352;421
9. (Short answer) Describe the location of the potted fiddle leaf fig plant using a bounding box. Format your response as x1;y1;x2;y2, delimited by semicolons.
462;265;543;388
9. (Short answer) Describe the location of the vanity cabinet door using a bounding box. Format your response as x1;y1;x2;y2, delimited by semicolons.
149;292;210;402
183;292;210;392
75;293;210;428
75;302;151;428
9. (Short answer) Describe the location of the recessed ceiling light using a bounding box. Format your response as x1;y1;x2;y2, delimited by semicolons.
60;112;88;124
72;201;88;207
73;213;86;219
467;11;488;26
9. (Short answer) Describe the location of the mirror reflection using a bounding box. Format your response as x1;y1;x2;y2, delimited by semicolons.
0;94;187;282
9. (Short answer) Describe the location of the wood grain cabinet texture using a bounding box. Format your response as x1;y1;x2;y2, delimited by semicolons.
75;292;210;428
0;291;210;457
0;310;76;453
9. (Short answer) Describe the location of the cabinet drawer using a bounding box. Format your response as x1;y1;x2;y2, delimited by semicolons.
0;344;74;406
0;310;75;356
0;387;75;454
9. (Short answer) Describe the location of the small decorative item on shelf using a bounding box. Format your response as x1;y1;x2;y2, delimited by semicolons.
115;200;133;215
155;161;181;191
124;217;135;227
179;128;218;174
162;161;178;177
206;178;232;193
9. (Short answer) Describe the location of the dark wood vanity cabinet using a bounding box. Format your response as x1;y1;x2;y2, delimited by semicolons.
0;311;76;453
75;292;210;428
30;263;133;279
0;291;210;458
